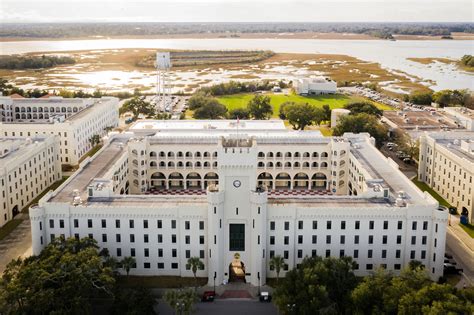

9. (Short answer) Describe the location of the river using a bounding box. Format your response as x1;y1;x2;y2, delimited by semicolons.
1;38;473;91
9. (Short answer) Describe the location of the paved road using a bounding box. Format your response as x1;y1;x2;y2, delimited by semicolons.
155;299;278;315
0;217;32;274
446;229;474;287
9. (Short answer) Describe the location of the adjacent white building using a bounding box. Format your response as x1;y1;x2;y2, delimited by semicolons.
418;131;474;222
443;107;474;131
30;120;447;286
331;108;351;128
294;77;337;95
0;96;120;165
0;135;61;227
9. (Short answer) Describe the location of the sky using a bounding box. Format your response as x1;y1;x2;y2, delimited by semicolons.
0;0;472;23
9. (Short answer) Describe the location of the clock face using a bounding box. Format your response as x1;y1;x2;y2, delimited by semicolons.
233;180;241;188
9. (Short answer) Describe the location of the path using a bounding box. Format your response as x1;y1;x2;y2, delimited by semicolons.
0;214;32;274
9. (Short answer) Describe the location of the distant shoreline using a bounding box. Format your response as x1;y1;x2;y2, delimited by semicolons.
1;32;473;42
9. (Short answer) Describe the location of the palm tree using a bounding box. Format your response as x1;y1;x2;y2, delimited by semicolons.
186;257;204;289
269;255;285;282
121;256;136;277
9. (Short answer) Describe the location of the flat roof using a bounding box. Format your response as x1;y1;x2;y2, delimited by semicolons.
0;136;50;161
427;131;474;163
130;120;287;131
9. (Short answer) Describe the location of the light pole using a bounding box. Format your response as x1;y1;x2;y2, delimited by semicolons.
213;271;217;293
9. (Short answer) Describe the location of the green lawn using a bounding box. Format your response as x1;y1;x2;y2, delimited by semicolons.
216;93;393;118
78;144;103;164
411;178;452;208
21;176;69;214
460;223;474;238
0;219;24;241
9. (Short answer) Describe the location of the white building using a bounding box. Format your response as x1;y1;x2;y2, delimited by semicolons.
0;135;61;227
30;120;447;286
443;107;474;131
418;131;474;222
330;108;351;128
294;77;337;95
0;96;120;165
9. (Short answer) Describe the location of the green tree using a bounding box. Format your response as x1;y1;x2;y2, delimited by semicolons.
284;102;324;130
269;255;285;282
344;101;383;117
121;256;136;277
0;237;115;314
89;134;101;147
188;92;212;110
333;113;389;146
186;257;204;290
193;100;228;119
409;91;433;105
247;94;273;119
279;101;294;119
394;130;420;160
120;96;155;119
228;107;250;119
322;104;331;121
111;287;157;315
163;288;198;315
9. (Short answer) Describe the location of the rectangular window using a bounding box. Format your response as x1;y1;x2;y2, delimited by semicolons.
74;219;79;228
101;219;106;228
185;221;190;230
130;234;135;243
143;220;148;229
326;235;331;244
200;235;205;244
355;221;360;230
284;250;289;259
366;264;373;270
158;249;163;257
157;262;164;269
87;219;93;228
172;249;177;257
298;221;303;229
185;235;190;244
312;235;317;244
172;234;176;243
411;236;416;245
229;224;245;251
383;221;388;230
49;219;54;228
412;221;417;230
129;219;134;229
312;250;317;257
312;220;318;229
270;221;275;230
144;262;150;269
410;250;416;259
199;221;204;230
130;248;135;257
341;221;346;230
340;235;345;244
397;235;402;244
144;234;149;243
297;249;303;258
421;250;426;259
171;263;178;269
284;222;289;230
117;248;122;257
340;250;345;258
327;220;332;229
171;220;176;229
396;249;401;258
157;220;162;229
185;250;190;259
423;221;428;230
200;250;205;259
284;236;289;245
394;264;401;270
353;249;359;258
354;235;359;244
369;221;374;230
382;235;387;244
59;220;64;228
298;235;303;244
115;219;120;228
398;221;403;230
382;249;387;259
102;234;107;242
157;234;163;243
144;248;149;257
325;249;330;258
368;249;373;258
368;235;373;244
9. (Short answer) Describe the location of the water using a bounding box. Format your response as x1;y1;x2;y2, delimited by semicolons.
1;38;473;91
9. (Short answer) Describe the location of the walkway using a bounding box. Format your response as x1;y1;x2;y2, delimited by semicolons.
446;215;474;287
0;214;32;274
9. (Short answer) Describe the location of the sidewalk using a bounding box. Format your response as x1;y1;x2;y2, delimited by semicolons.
446;216;474;287
448;216;474;252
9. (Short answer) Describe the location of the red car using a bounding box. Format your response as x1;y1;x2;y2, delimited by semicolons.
201;291;216;302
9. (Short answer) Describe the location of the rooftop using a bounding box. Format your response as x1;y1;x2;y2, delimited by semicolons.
0;135;51;162
130;120;287;132
427;131;474;163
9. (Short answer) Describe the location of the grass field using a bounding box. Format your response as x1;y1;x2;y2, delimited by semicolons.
411;178;452;208
216;93;392;118
460;223;474;238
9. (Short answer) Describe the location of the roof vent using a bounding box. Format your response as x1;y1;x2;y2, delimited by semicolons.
395;198;406;207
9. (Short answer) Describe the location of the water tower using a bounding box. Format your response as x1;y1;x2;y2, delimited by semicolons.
156;52;172;112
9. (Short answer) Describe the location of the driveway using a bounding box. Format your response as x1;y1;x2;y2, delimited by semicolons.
0;216;32;274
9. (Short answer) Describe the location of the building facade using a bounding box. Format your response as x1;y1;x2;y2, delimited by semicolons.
30;121;447;286
294;77;337;95
0;135;61;227
418;131;474;222
0;96;120;165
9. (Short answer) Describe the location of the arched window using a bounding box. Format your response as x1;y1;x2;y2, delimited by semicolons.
267;162;274;168
285;152;292;158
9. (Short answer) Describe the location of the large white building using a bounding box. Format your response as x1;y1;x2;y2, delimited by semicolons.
30;120;447;286
443;107;474;131
0;135;61;227
418;131;474;222
294;77;337;95
0;96;120;165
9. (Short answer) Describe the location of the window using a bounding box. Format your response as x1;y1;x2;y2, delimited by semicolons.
325;250;330;258
396;249;401;258
143;220;148;229
49;219;54;228
185;250;190;259
298;221;303;229
200;250;205;259
340;250;345;258
397;235;402;244
312;235;317;244
410;250;416;259
366;264;373;270
353;249;359;258
199;221;204;230
383;221;388;230
421;250;426;259
411;236;416;245
298;235;303;244
130;234;135;243
422;236;427;245
327;221;332;229
284;250;289;259
74;219;79;228
144;234;149;243
171;263;178;269
172;249;177;257
144;262;150;269
423;221;428;230
312;250;317;257
369;221;374;230
115;219;120;228
185;235;190;244
229;224;245;251
172;234;177;243
144;248;149;257
130;248;136;257
116;234;121;242
101;219;106;228
398;221;403;230
158;234;163;243
270;250;275;258
171;220;176;229
326;235;331;244
117;248;122;257
354;235;359;244
59;220;64;228
157;262;164;269
129;219;134;229
382;235;387;244
284;222;289;230
87;219;93;228
158;249;163;257
185;221;190;230
157;220;162;228
341;221;346;230
312;221;318;229
102;234;107;242
382;250;387;259
368;235;373;244
270;221;275;230
284;236;289;245
368;250;373;258
355;221;360;230
394;264;401;270
412;221;417;230
200;235;205;244
297;249;303;258
340;235;345;244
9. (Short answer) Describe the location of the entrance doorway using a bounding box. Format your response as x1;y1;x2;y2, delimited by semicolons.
229;253;246;283
12;205;19;217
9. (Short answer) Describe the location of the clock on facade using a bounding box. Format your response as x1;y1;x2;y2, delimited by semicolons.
233;180;241;188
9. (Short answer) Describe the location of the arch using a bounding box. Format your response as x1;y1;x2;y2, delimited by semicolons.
159;161;166;167
293;172;309;189
159;151;166;157
340;150;346;156
204;161;210;168
44;107;49;112
311;173;327;190
167;151;175;158
186;161;193;168
177;151;183;158
213;161;218;168
294;152;301;158
257;172;273;190
177;161;184;168
195;161;202;168
258;162;265;168
150;151;157;157
303;152;310;158
167;161;175;168
195;152;202;158
67;107;72;112
267;152;274;158
212;152;218;158
285;152;292;158
131;149;138;155
186;172;202;189
294;161;301;168
185;151;193;158
204;172;219;188
275;172;291;189
303;162;310;168
38;114;43;119
320;162;328;168
258;152;265;158
203;152;210;158
266;161;274;168
73;107;78;112
61;107;66;112
44;114;49;119
168;172;184;189
11;205;19;217
284;162;291;168
32;107;37;112
276;162;282;169
150;161;157;167
321;152;328;158
151;172;166;189
276;152;282;158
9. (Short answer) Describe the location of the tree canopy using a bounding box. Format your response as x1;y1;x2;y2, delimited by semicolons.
344;101;383;117
281;102;325;130
193;99;228;119
408;91;433;105
228;107;250;119
120;96;155;119
247;95;273;119
333;113;389;146
432;89;473;109
0;55;75;70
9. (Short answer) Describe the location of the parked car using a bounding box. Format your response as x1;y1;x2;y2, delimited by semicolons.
403;158;413;164
259;291;272;302
444;253;453;259
444;263;463;275
444;258;456;264
201;291;216;302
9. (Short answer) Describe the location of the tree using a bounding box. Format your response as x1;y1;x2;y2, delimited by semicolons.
193;100;228;119
0;237;116;314
247;95;273;119
279;101;294;119
120;96;155;119
111;287;157;315
283;102;324;130
344;101;383;117
89;134;101;147
409;91;433;105
333;113;389;146
188;92;212;110
269;255;285;282
121;256;136;277
322;104;331;121
228;107;250;119
163;288;198;315
186;257;204;290
394;130;419;160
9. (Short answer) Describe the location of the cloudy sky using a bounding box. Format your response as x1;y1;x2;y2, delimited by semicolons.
0;0;472;23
